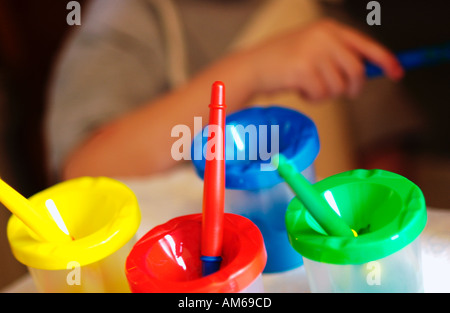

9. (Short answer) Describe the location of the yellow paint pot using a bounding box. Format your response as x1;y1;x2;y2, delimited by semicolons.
7;177;141;293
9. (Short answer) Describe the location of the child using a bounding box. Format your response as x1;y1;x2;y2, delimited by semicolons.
46;0;402;181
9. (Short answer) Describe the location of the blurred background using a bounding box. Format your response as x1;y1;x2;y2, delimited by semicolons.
0;0;448;290
0;0;89;289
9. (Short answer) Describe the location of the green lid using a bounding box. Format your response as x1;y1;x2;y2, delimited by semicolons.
285;169;427;265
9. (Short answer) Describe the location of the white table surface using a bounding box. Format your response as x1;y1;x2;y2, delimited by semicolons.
2;165;450;293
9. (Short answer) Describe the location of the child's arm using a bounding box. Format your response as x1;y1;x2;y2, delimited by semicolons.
62;19;403;179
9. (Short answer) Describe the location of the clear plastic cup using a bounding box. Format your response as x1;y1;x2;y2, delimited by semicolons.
125;213;267;293
225;167;315;273
286;169;427;293
7;177;141;293
302;238;423;293
192;106;319;273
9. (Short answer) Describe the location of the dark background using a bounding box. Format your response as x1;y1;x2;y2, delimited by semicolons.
341;0;450;156
0;0;88;289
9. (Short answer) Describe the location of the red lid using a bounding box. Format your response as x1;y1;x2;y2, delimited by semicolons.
125;213;266;293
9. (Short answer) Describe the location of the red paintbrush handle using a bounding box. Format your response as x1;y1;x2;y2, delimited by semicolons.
201;81;226;258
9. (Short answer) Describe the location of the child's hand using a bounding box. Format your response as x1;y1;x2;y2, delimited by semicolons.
246;19;404;101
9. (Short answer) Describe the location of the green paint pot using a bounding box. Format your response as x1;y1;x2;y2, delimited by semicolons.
286;169;427;292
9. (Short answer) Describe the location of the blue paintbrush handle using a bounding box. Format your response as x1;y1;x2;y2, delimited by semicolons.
365;42;450;78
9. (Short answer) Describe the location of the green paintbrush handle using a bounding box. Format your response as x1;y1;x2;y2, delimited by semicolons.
276;154;355;237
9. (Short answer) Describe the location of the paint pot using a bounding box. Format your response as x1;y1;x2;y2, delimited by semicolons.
192;106;319;272
7;177;141;292
286;169;427;292
125;213;266;292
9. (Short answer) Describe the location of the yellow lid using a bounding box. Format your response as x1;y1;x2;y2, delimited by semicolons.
7;177;141;270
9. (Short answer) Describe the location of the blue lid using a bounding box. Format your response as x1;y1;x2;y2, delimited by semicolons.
191;106;320;190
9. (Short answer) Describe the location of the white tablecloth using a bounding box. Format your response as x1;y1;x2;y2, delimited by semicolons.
3;165;450;293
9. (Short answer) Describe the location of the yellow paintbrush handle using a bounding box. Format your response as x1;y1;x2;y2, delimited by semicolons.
0;179;71;242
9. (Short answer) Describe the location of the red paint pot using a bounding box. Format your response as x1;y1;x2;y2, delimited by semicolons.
125;213;267;293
